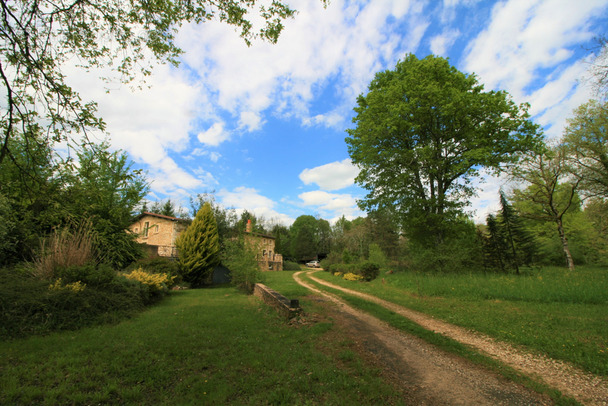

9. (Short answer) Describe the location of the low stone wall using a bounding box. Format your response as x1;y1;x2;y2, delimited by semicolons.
253;283;301;319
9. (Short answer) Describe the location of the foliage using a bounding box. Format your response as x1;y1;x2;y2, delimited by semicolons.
346;53;542;247
125;256;180;280
190;193;238;250
48;278;86;293
0;266;146;339
122;269;175;303
408;217;484;273
0;0;300;179
290;215;319;261
222;238;262;294
358;262;380;281
510;147;580;270
343;272;363;281
480;192;537;274
175;202;220;287
30;219;97;280
282;260;301;271
368;243;388;269
65;142;148;269
563;99;608;198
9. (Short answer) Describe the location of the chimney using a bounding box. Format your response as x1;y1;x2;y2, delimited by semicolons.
246;219;252;233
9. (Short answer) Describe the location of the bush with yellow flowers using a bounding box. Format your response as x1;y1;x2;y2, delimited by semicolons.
49;278;86;293
343;272;363;281
122;268;176;292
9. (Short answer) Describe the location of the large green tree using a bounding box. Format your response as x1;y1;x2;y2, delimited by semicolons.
346;54;542;246
65;142;148;268
0;0;303;175
563;100;608;198
175;202;220;287
290;215;318;262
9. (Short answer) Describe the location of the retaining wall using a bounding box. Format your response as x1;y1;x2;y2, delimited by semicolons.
253;283;301;319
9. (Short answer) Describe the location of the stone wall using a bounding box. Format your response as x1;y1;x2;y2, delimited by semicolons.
253;283;301;319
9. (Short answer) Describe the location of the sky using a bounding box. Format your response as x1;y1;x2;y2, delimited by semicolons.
69;0;608;226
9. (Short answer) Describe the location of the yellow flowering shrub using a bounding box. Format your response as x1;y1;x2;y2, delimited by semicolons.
49;278;86;293
333;272;343;277
122;268;176;292
343;272;363;281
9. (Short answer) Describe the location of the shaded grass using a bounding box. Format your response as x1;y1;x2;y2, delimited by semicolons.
312;266;608;377
0;286;404;405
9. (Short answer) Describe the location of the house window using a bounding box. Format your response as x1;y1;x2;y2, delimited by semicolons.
154;225;159;234
144;221;149;237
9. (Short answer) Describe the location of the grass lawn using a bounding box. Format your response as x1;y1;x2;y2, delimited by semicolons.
0;286;404;405
307;266;608;377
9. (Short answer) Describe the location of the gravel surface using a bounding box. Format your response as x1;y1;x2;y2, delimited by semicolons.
294;270;608;406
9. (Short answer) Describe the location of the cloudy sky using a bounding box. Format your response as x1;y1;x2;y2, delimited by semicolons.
72;0;607;225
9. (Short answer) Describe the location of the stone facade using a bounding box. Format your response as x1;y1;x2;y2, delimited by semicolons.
129;212;190;258
244;220;283;271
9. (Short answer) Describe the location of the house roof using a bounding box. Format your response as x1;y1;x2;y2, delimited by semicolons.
133;212;191;223
245;231;276;240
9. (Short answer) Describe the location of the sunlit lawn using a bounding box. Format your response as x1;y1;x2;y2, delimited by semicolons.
299;266;608;377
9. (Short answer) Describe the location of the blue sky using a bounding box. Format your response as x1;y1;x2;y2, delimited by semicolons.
69;0;608;226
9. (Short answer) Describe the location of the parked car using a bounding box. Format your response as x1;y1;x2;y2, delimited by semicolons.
306;260;320;268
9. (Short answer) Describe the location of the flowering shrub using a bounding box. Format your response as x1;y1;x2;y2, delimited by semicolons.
343;272;363;281
122;269;176;293
49;278;86;292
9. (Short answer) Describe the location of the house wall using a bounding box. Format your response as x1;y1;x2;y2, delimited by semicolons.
244;233;283;271
129;215;189;257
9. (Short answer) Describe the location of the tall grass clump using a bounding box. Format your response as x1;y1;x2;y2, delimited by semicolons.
31;219;97;280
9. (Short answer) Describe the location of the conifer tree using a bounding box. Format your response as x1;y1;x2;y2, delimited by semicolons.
176;202;220;287
498;191;536;274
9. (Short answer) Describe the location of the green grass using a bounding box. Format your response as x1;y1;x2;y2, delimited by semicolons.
0;286;405;405
310;266;608;377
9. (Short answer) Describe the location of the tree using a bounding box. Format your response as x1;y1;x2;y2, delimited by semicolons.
66;142;148;268
346;54;542;247
0;0;303;177
587;36;608;98
175;202;220;287
563;100;608;198
510;147;580;271
290;215;318;261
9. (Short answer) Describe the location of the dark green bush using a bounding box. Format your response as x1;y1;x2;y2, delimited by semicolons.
0;266;147;340
57;263;117;287
282;260;301;271
125;256;181;283
358;262;380;281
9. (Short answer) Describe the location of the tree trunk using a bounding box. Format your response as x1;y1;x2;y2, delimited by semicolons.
555;217;575;271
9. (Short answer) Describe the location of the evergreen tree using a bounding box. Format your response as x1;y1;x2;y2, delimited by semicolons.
499;191;536;274
483;214;507;273
175;202;220;287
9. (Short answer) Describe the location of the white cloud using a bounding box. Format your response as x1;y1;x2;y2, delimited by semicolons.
238;111;264;132
430;29;460;56
197;122;230;146
217;187;295;225
176;0;430;130
464;0;605;98
298;190;361;220
299;158;359;190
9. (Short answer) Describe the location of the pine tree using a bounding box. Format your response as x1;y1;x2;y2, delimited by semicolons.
175;202;220;287
483;214;507;273
498;191;537;274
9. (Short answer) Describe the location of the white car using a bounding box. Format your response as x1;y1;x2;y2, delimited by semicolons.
306;260;320;268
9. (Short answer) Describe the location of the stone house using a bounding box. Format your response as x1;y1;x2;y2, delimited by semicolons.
130;212;190;258
244;220;283;271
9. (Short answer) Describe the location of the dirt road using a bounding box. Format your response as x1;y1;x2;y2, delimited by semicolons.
293;270;608;405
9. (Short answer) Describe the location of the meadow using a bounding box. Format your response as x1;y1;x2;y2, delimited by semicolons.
0;286;404;405
308;266;608;377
